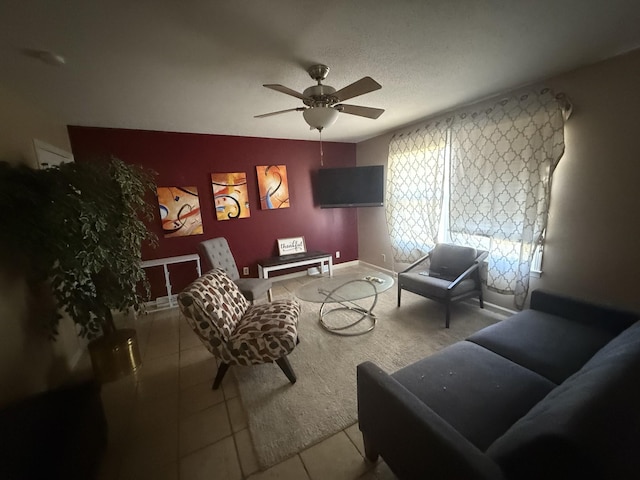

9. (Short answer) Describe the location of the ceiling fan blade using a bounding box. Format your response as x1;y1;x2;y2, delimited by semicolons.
332;77;382;102
254;107;306;118
263;84;310;101
336;104;385;119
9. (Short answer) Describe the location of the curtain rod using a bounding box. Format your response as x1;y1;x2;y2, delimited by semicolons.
391;86;572;140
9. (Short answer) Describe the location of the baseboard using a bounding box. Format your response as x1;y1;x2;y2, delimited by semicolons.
468;298;517;317
143;260;386;304
335;260;359;270
357;260;397;277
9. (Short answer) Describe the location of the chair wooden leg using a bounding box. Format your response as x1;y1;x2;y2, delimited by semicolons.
275;356;297;384
397;285;402;307
212;363;230;390
479;292;485;309
267;288;273;302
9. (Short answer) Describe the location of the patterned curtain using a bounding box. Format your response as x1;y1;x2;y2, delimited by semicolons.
448;88;567;307
385;120;449;262
385;87;570;308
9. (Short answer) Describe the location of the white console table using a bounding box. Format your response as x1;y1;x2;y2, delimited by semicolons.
141;254;202;309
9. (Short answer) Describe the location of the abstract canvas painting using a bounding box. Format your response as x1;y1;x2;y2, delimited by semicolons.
157;186;203;238
256;165;290;209
211;172;251;220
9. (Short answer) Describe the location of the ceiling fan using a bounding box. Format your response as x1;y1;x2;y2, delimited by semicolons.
255;64;384;131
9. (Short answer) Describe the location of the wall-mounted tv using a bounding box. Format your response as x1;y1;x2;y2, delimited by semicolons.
316;165;384;208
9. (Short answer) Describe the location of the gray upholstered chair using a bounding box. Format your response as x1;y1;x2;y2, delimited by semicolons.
198;237;273;302
178;268;300;389
397;243;488;328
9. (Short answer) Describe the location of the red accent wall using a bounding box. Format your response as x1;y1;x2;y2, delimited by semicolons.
67;126;358;299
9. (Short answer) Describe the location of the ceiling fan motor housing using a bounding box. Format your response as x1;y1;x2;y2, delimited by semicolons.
302;84;337;107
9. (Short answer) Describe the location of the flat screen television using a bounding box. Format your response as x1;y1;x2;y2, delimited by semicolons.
316;165;384;208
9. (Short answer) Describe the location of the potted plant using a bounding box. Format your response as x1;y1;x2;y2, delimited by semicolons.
0;156;157;382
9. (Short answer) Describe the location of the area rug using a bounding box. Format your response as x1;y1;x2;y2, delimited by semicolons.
233;279;506;469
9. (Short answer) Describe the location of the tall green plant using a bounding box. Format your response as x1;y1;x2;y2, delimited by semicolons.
0;157;157;338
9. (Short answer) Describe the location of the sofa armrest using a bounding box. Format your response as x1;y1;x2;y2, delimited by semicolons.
0;380;107;480
357;361;504;480
530;289;638;334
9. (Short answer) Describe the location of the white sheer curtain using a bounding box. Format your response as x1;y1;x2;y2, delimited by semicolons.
385;119;449;263
385;87;570;308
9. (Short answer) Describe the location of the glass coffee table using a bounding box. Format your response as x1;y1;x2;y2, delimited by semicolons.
296;272;395;336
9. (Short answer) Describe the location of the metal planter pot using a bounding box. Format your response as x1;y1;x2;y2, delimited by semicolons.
88;328;142;383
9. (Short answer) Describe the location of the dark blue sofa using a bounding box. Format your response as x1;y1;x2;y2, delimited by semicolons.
357;289;640;480
0;380;107;480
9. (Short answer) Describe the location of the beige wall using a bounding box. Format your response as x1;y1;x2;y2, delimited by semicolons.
0;83;81;407
357;48;640;313
0;84;71;167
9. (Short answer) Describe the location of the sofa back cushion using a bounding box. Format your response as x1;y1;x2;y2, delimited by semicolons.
467;310;619;384
486;321;640;480
530;289;638;334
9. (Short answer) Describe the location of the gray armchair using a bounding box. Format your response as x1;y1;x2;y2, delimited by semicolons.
397;243;488;328
197;237;273;302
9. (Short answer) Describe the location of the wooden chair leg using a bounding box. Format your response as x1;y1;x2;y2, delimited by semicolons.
397;285;402;307
275;356;297;384
212;363;230;390
479;291;485;309
445;304;451;329
267;288;273;302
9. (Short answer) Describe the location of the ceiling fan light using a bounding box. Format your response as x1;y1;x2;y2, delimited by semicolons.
303;106;339;131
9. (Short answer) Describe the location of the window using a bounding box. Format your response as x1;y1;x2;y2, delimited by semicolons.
386;88;568;308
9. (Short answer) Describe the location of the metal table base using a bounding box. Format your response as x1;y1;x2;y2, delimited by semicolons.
316;279;379;336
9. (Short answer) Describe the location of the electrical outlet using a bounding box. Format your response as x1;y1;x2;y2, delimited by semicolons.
335;251;340;259
243;266;249;275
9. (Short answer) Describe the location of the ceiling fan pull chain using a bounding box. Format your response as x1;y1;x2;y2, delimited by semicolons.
320;129;324;166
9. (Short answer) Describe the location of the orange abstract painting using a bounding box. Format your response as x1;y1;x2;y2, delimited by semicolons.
157;186;203;238
211;172;251;220
256;165;290;209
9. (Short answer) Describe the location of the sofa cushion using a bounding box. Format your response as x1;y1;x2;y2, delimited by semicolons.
0;381;107;480
487;321;640;480
467;310;618;384
392;341;555;452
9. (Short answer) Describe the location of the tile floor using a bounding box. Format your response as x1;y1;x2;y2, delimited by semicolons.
95;273;397;480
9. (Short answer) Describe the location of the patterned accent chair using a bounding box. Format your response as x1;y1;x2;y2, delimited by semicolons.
178;268;299;389
397;243;488;328
198;237;273;303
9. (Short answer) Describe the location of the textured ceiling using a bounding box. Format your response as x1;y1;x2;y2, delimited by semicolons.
1;0;640;143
